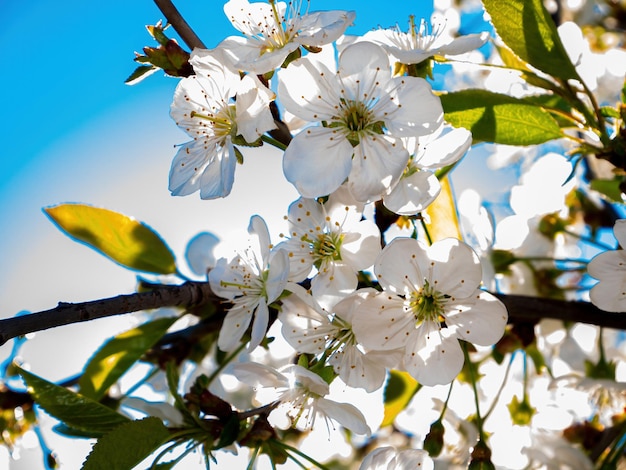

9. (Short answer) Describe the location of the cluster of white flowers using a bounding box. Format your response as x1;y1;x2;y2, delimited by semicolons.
163;0;626;467
165;0;511;450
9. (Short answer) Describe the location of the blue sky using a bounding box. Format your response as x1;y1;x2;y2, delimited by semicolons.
0;2;436;466
0;0;437;316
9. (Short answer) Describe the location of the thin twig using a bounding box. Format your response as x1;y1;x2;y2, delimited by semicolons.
153;0;206;50
0;282;218;346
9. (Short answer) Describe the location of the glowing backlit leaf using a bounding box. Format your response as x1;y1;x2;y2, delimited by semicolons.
44;203;176;274
79;316;178;400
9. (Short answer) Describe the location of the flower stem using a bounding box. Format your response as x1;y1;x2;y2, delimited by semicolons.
206;342;246;386
262;134;288;151
462;342;487;441
271;440;331;470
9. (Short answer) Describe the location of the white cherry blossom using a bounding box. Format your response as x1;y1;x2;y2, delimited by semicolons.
345;14;489;66
278;41;443;202
169;49;276;199
383;126;472;215
218;0;355;74
359;446;434;470
353;237;508;386
232;362;371;435
587;219;626;312
277;187;380;304
209;215;289;351
279;286;390;392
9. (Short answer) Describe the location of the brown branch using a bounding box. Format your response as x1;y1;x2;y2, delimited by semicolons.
493;293;626;330
153;0;206;50
0;281;625;348
0;282;219;346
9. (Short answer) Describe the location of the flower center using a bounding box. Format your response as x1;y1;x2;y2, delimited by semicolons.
310;232;343;269
259;0;302;54
191;104;237;141
409;280;449;325
333;99;383;147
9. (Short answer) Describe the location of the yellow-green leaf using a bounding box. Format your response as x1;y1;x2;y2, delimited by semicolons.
18;366;130;438
79;316;178;401
381;370;421;428
82;417;170;470
44;203;176;274
483;0;580;81
424;177;462;243
441;90;564;145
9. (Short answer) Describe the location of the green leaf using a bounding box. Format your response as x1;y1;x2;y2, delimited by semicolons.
18;367;130;438
44;203;176;274
125;64;158;85
441;90;563;145
79;317;178;401
590;178;625;203
381;370;421;427
82;417;170;470
482;0;579;81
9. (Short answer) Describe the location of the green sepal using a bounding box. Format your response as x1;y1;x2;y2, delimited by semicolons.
507;394;536;425
125;64;158;85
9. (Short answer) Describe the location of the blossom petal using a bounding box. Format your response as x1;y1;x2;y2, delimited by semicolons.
218;304;255;351
265;249;290;303
199;141;237;199
426;238;482;297
416;127;472;170
375;238;430;295
294;10;356;46
235;74;276;143
185;232;220;277
279;293;334;354
277;56;339;122
340;220;382;270
438;32;489;56
588;250;626;312
249;299;269;351
231;362;288;389
383;170;441;215
283;127;353;198
219;35;298;74
352;292;413;350
329;347;387;392
445;290;508;346
248;215;272;263
614;219;626;247
384;76;443;137
405;324;464;386
338;42;391;97
316;398;371;435
348;136;409;203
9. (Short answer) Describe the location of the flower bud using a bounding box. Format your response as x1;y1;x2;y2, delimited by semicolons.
468;440;495;470
423;419;445;456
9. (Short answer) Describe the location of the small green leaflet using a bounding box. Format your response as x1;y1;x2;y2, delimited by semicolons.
441;90;563;145
18;366;130;438
79;316;179;401
82;417;171;470
591;178;625;203
44;203;177;274
482;0;580;82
